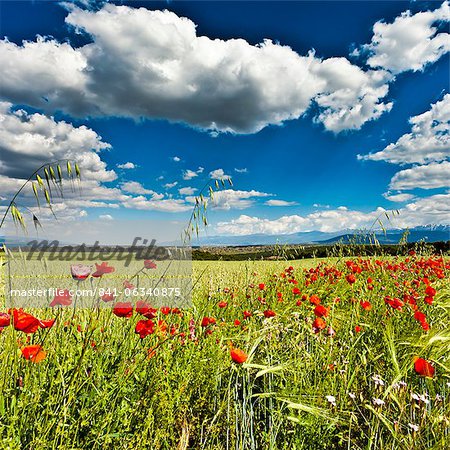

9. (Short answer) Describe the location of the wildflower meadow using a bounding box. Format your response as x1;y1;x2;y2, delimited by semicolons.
0;250;449;449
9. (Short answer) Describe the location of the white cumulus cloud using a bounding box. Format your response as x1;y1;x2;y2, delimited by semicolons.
359;94;450;164
182;169;199;181
0;102;113;181
179;186;196;196
356;1;450;74
209;168;231;180
0;4;401;134
164;181;178;189
313;59;393;132
122;195;191;212
117;162;137;169
215;194;450;235
383;192;415;202
265;199;297;206
208;189;270;210
389;161;450;190
120;181;156;195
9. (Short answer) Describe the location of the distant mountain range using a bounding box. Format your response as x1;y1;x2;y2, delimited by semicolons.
2;225;449;248
195;225;450;246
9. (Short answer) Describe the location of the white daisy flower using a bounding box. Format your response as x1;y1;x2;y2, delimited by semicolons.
372;375;385;386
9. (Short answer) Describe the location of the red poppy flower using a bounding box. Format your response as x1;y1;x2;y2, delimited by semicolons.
314;305;329;318
21;345;47;363
292;287;301;295
234;319;241;326
360;301;372;311
425;286;436;297
136;300;150;314
39;319;55;329
243;310;252;319
309;295;321;305
11;309;41;333
414;311;427;323
385;297;404;311
424;296;434;305
160;307;171;315
101;292;115;302
135;319;155;339
263;309;276;318
258;283;265;290
414;357;434;378
0;312;11;327
218;301;228;308
123;280;135;289
92;262;115;278
144;260;157;269
355;325;362;333
136;301;157;318
201;316;216;327
346;274;356;284
50;289;72;307
112;302;133;318
312;317;326;333
71;264;91;281
230;348;248;364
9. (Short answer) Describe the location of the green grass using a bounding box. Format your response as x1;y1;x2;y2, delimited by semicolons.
0;253;449;449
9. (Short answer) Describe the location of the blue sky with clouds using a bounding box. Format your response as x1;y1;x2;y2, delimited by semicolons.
0;1;449;239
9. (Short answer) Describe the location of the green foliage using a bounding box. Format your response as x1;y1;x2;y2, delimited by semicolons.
192;241;449;261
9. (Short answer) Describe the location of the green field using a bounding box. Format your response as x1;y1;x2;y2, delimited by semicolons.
0;253;449;449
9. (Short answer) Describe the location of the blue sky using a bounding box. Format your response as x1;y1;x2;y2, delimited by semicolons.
0;1;449;240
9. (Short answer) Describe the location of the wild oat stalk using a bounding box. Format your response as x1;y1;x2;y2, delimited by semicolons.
0;160;81;232
182;176;233;244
